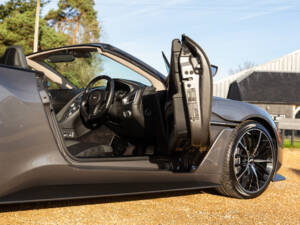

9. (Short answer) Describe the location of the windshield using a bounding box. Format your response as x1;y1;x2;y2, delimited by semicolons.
42;49;152;88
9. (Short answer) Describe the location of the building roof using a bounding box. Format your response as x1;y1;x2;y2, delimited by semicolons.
227;71;300;105
213;49;300;98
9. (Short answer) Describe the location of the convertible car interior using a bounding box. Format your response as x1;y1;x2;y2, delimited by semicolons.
0;45;177;164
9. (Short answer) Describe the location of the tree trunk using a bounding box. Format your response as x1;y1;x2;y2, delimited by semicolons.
72;15;81;44
33;0;40;52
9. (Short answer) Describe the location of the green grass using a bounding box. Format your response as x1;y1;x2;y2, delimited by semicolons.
283;139;300;148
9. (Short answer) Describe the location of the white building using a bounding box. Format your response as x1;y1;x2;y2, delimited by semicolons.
213;50;300;119
213;49;300;98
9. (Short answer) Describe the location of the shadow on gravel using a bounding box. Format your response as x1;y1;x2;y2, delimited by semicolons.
289;168;300;177
0;189;220;213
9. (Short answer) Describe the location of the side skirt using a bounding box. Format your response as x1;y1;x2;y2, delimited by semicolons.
0;182;219;204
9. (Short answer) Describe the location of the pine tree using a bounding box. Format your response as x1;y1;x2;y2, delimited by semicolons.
45;0;100;44
0;0;69;55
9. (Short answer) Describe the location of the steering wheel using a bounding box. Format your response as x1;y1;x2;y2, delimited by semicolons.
80;75;115;129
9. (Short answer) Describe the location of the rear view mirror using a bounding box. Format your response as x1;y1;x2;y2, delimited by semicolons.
73;51;91;58
211;65;218;77
47;54;75;63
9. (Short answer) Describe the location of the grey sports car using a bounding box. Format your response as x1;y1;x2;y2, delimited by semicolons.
0;35;282;204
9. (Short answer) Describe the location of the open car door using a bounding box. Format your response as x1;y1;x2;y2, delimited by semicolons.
166;35;213;153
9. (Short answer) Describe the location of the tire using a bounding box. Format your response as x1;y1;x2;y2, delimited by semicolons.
216;120;277;199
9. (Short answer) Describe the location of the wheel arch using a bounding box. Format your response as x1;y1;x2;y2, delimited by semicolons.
244;117;282;172
233;118;278;157
247;117;278;145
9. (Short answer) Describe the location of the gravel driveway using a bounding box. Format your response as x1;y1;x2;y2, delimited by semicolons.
0;149;299;225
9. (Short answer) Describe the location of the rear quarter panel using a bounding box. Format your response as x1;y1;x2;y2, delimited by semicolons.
0;65;68;197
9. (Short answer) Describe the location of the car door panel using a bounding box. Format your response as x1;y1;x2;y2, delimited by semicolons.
167;35;213;151
166;39;189;152
180;35;213;147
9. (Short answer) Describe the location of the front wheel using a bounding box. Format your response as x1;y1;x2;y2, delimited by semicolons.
217;121;277;199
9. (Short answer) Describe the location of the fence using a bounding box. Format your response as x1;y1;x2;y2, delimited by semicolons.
277;118;300;147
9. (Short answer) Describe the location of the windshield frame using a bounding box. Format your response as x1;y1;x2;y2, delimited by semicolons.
40;50;153;89
27;44;167;90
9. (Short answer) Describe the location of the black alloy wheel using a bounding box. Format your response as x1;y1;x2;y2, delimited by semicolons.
217;121;277;199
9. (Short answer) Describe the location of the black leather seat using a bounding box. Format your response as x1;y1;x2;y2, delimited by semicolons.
0;46;29;69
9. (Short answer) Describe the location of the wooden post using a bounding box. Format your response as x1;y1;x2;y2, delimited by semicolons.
33;0;40;52
291;130;295;147
281;129;285;148
278;119;300;148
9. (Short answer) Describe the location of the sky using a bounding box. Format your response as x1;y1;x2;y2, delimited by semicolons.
38;0;300;79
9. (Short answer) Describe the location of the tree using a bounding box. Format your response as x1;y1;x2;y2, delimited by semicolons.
45;0;100;44
228;61;257;75
0;0;36;21
0;0;68;55
0;0;102;88
44;0;101;88
47;53;103;88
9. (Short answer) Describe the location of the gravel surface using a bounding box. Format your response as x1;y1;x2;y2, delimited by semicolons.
0;149;299;225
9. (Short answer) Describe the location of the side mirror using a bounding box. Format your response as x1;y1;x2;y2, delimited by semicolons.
211;65;218;77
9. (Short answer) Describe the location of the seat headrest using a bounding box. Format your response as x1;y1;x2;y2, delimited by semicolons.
0;46;29;69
